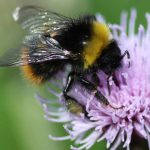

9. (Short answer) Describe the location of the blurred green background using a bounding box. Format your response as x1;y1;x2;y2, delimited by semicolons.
0;0;149;150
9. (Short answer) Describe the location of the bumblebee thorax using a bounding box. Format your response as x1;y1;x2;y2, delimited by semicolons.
83;21;110;69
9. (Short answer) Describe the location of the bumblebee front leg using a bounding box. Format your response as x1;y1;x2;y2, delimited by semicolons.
107;75;111;95
107;73;120;95
77;75;109;105
63;72;86;116
121;50;130;67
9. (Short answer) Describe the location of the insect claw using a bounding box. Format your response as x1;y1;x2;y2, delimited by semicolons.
121;50;131;68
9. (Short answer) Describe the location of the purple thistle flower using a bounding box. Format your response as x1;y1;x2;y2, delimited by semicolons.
37;9;150;150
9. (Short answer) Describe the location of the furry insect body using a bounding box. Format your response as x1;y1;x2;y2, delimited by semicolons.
0;6;130;114
22;60;65;84
22;15;112;83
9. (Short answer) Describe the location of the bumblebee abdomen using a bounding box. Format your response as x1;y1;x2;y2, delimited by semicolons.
22;61;65;84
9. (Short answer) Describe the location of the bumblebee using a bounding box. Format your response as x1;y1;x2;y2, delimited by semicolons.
0;6;130;111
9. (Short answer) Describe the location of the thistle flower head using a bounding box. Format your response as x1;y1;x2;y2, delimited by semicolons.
37;9;150;150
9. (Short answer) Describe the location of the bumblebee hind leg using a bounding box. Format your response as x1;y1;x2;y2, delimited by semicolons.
64;95;87;116
77;75;109;105
63;72;109;116
63;72;86;116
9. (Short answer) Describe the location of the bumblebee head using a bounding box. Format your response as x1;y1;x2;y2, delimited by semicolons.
99;40;122;75
101;55;122;75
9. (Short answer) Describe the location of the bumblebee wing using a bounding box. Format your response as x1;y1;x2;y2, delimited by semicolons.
0;47;70;67
0;48;24;66
0;35;76;67
13;6;72;34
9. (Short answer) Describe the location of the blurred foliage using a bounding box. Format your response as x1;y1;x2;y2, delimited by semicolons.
0;0;149;150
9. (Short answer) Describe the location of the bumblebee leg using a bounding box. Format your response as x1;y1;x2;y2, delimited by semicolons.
64;95;87;116
63;72;74;96
77;75;109;105
121;50;130;67
112;73;120;88
107;75;111;95
63;72;86;116
107;73;120;95
92;72;101;87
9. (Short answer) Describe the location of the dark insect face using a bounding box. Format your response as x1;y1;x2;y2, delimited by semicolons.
101;55;122;75
98;40;122;75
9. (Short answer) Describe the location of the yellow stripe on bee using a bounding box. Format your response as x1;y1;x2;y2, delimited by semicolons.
83;21;110;69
